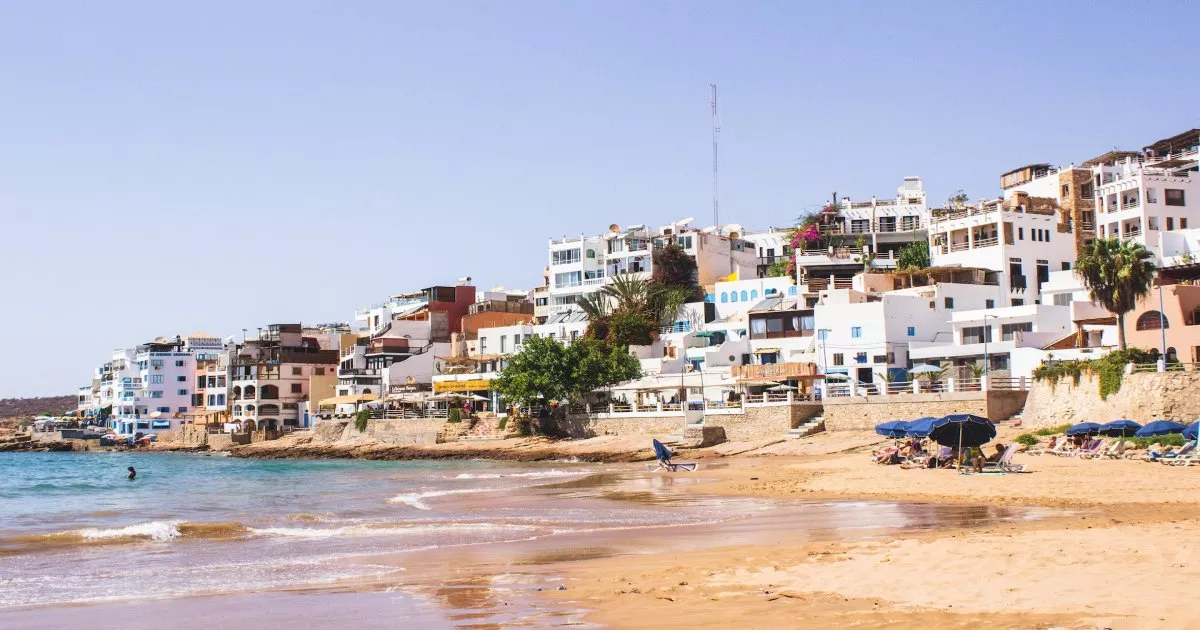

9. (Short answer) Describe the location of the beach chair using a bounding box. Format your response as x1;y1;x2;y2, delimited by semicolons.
1076;439;1107;459
1163;442;1198;466
980;444;1025;473
646;439;698;472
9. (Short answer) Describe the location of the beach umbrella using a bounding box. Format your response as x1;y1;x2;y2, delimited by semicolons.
1097;419;1142;437
1134;420;1186;438
908;364;944;374
875;420;910;439
1184;421;1199;442
1065;422;1102;437
929;414;996;472
905;417;938;438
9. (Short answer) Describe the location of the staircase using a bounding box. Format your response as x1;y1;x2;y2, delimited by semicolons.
996;407;1025;427
787;415;825;439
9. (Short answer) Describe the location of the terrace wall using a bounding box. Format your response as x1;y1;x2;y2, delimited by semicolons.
1022;371;1200;429
822;391;1026;431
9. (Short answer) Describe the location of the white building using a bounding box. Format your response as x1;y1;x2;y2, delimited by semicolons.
929;197;1074;306
791;177;930;285
101;338;197;436
545;219;756;315
1090;150;1199;264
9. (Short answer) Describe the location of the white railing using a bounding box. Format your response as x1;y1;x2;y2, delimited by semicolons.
973;236;999;248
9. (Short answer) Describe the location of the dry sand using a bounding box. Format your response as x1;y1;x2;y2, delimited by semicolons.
540;431;1200;629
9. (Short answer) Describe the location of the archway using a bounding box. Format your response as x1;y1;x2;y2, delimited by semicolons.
260;384;279;400
244;385;257;399
232;386;242;399
1136;310;1169;331
243;420;257;432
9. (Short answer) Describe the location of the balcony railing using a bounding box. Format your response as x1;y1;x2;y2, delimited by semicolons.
949;241;970;252
973;236;999;248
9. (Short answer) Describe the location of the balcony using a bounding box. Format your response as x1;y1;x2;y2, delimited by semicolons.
949;241;970;252
732;362;820;380
973;236;999;248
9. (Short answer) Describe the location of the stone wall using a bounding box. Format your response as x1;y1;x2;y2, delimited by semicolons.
552;403;824;442
1023;372;1200;429
354;418;447;445
822;391;1028;431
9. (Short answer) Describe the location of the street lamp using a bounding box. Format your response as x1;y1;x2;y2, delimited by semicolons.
1157;277;1168;370
818;328;832;398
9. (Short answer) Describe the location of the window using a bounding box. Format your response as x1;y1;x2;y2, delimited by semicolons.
985;299;995;309
480;338;487;353
176;375;186;382
551;249;581;265
1011;299;1025;306
818;329;828;341
291;383;302;393
570;330;580;341
1167;217;1175;231
151;359;164;368
740;290;749;301
217;394;225;405
1001;322;1034;341
750;290;758;300
1183;218;1190;229
873;354;888;364
731;292;738;303
832;353;844;366
720;292;728;303
1136;311;1169;331
1018;227;1024;240
313;367;324;376
907;326;915;337
499;336;506;353
1061;184;1070;198
1166;189;1186;207
944;297;954;309
1053;293;1071;306
962;326;992;344
788;286;798;296
175;360;185;367
150;391;164;399
1081;182;1094;198
855;352;868;364
292;367;302;376
1062;262;1070;271
178;389;188;396
178;406;187;413
1037;261;1050;288
851;326;862;338
553;271;582;288
760;352;778;364
149;374;164;384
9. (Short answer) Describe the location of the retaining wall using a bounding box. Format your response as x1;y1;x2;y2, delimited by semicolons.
1022;371;1200;429
822;391;1027;431
552;403;823;442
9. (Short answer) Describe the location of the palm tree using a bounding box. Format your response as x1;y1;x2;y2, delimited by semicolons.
1075;238;1157;350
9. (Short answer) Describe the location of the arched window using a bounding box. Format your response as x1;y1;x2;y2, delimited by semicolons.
750;290;758;299
740;290;749;301
788;286;798;296
1167;347;1179;363
1136;310;1169;331
730;292;738;302
362;388;372;395
232;405;242;415
720;292;728;303
245;404;256;414
243;385;256;399
260;384;279;400
231;386;242;399
259;403;280;415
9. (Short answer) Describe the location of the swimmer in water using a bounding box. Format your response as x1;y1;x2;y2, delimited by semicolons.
127;466;136;480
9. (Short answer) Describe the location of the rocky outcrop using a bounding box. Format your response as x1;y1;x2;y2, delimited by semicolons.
0;435;73;452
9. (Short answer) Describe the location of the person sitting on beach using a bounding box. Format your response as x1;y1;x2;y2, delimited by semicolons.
873;446;901;465
1050;436;1075;455
1145;443;1176;462
926;446;954;468
987;443;1006;463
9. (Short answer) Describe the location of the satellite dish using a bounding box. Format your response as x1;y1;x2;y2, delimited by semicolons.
676;217;695;227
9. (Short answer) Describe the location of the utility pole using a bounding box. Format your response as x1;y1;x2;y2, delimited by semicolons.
711;83;720;229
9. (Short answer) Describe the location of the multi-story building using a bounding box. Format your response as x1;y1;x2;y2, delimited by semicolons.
1087;134;1199;264
183;333;228;426
230;324;340;431
545;220;757;315
790;177;929;285
1000;162;1097;255
740;226;792;278
97;338;197;436
929;195;1074;306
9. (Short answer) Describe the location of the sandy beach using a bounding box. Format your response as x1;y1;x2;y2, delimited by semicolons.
533;430;1200;629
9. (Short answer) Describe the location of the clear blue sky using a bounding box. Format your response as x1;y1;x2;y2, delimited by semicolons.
2;1;1197;397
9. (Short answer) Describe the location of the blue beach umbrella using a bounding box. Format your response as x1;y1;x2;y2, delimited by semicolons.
1065;422;1101;437
905;417;938;438
875;420;910;439
1134;420;1187;438
1184;421;1199;442
1098;419;1143;437
929;414;997;473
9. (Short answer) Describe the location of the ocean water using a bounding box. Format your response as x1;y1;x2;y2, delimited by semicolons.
0;452;747;614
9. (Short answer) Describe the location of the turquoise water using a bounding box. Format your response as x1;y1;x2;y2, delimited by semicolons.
0;453;723;612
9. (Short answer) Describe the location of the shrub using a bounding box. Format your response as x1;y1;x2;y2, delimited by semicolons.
1120;434;1187;449
497;418;508;431
1031;349;1156;400
515;417;533;437
353;410;371;433
1016;433;1039;446
447;407;462;423
1034;423;1073;436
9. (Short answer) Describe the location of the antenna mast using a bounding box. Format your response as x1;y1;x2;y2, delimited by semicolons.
710;83;720;229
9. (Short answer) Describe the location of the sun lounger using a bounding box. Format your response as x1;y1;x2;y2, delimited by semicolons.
980;444;1025;473
1077;439;1107;459
647;439;698;472
1163;442;1198;466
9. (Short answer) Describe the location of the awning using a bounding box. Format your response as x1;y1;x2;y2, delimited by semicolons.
752;348;780;354
317;394;379;407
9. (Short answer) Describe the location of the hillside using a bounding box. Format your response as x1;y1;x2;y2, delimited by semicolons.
0;395;76;421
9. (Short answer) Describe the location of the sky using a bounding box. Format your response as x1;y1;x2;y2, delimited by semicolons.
2;0;1198;397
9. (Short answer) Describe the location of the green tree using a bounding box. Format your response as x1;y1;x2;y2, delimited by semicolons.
491;336;642;413
1075;238;1157;350
651;242;702;300
897;241;931;270
579;271;699;348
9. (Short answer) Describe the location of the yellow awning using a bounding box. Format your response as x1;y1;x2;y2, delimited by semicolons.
317;394;379;407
